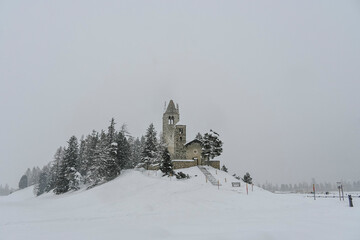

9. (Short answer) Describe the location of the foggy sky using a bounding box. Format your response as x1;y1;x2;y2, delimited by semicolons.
1;0;360;188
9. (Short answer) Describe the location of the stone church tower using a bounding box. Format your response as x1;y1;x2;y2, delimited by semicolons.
161;100;220;169
162;100;186;159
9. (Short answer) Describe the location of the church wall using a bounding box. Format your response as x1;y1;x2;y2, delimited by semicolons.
172;160;197;169
174;125;186;159
185;142;202;163
208;161;220;170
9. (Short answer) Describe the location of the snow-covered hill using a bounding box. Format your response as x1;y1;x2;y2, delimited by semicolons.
1;167;359;240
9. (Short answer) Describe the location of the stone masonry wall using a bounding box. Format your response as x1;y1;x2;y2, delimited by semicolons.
208;161;220;170
172;160;197;169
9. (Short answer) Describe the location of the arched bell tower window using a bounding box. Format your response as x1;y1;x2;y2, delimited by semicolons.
168;116;174;124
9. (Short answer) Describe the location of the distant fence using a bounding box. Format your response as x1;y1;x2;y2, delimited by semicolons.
306;195;360;198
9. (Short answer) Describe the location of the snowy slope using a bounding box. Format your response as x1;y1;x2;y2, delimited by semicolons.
1;167;359;240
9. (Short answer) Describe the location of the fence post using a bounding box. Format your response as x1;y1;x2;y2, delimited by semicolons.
348;195;353;207
246;183;248;195
218;180;220;190
313;184;316;200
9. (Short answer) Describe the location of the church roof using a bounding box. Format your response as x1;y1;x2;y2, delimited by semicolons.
165;100;178;114
185;138;203;146
175;121;185;126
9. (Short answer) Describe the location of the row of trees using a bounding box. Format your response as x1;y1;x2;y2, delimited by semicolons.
18;167;42;189
259;180;360;193
0;184;14;196
18;118;223;196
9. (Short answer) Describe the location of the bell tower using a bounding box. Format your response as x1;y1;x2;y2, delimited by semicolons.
162;100;180;158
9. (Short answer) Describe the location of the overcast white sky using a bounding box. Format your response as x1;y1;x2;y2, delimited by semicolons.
1;1;360;188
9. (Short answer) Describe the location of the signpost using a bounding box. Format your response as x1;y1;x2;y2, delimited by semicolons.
231;182;241;187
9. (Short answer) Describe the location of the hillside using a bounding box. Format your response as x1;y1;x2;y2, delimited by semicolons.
1;166;359;240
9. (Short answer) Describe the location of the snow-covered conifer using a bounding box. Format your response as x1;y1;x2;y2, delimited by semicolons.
141;123;158;170
36;166;49;196
160;148;173;176
18;175;28;189
116;132;131;170
242;172;252;184
201;130;223;165
54;136;79;194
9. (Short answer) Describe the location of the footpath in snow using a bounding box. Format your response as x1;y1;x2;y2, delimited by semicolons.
0;166;359;240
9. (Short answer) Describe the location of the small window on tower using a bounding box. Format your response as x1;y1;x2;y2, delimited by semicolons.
180;137;182;141
179;128;183;134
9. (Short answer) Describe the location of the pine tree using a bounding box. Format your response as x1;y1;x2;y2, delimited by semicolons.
242;172;252;184
195;132;203;141
105;141;118;180
77;136;86;176
107;118;116;144
19;175;28;189
116;132;131;170
221;164;228;172
54;136;80;194
201;130;223;165
129;137;143;168
141;123;158;170
156;133;167;164
104;119;120;180
25;168;31;186
36;166;49;196
46;147;64;192
88;131;108;187
82;131;99;184
160;148;173;176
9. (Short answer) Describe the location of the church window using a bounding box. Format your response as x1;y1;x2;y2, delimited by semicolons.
180;137;182;141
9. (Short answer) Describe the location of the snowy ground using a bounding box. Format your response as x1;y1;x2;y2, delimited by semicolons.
1;166;359;240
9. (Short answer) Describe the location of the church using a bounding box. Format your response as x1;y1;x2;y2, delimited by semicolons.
162;100;220;170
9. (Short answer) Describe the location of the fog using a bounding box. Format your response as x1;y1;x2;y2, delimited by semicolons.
1;0;359;188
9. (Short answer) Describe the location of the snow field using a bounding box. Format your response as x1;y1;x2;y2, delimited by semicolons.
1;166;359;240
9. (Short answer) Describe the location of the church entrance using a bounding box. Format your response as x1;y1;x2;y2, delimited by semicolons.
194;158;199;165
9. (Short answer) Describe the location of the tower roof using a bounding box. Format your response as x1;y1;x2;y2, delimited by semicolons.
165;100;178;114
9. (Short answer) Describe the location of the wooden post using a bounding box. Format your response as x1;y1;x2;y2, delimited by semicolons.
341;185;345;201
348;195;353;207
206;176;208;183
246;183;248;195
338;186;341;201
218;180;220;190
216;170;217;175
225;178;227;183
313;184;316;200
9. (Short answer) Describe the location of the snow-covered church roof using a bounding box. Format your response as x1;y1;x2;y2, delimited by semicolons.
185;138;203;146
